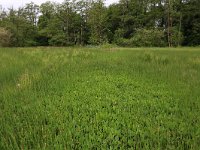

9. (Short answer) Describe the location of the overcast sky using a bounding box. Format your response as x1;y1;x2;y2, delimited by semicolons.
0;0;118;9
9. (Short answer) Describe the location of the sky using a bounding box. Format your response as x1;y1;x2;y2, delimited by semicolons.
0;0;119;9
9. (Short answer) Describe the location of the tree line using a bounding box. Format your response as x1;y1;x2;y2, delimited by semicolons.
0;0;199;47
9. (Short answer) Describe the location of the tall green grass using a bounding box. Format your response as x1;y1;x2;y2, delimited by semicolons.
0;47;200;149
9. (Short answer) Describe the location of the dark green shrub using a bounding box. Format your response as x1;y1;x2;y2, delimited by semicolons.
131;29;167;47
114;38;130;47
49;34;73;46
115;29;167;47
170;27;184;47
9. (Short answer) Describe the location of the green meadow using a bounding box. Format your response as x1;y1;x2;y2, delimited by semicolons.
0;47;200;149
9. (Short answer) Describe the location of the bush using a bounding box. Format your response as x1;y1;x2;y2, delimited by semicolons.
89;33;108;45
115;28;167;47
115;38;130;47
0;27;11;47
48;34;73;46
24;40;38;47
132;28;167;47
170;27;184;47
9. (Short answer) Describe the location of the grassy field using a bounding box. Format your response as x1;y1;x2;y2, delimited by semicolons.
0;47;200;149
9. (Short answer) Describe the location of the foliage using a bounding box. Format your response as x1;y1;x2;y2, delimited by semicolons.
170;27;184;47
48;34;73;46
0;0;199;47
114;38;130;47
88;0;108;45
116;29;167;47
131;29;167;47
181;0;200;46
0;7;38;47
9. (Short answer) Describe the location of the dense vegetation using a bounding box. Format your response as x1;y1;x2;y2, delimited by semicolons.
0;0;200;47
0;47;200;149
